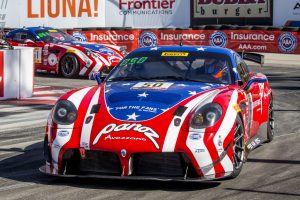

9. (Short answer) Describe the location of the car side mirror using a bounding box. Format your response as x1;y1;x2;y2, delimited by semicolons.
244;77;267;90
89;72;102;85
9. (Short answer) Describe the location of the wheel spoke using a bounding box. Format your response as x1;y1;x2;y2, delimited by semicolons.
234;152;242;161
235;145;244;151
234;134;243;142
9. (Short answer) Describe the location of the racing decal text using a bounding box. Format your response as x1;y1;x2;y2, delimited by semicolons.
93;123;160;149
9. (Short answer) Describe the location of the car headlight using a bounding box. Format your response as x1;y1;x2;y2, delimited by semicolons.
53;100;78;125
190;103;222;129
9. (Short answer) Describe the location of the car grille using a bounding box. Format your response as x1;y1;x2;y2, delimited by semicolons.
63;150;122;176
132;153;187;177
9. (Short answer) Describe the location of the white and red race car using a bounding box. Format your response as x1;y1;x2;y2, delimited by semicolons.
40;46;274;181
5;27;125;78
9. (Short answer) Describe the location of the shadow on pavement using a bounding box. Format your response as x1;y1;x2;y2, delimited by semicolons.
0;142;221;191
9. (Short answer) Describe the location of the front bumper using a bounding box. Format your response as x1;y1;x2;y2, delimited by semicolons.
39;165;229;182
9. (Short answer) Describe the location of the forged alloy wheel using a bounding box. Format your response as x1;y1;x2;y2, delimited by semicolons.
229;115;245;179
233;122;244;170
60;54;79;78
267;97;275;142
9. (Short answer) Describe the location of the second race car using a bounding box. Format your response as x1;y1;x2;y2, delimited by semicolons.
5;27;125;78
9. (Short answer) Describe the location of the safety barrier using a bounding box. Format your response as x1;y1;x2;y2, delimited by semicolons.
0;47;34;100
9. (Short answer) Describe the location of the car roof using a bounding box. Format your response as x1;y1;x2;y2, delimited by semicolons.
132;45;236;57
7;27;59;34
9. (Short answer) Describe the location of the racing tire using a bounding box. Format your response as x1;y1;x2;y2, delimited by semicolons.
228;115;245;179
266;96;274;142
60;53;80;78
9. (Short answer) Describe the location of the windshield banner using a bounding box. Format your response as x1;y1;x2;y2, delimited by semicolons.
67;29;300;54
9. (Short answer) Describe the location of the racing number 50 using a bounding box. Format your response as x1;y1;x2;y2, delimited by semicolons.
142;82;164;88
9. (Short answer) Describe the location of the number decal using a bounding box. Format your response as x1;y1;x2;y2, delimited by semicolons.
132;82;173;90
119;57;148;67
34;47;42;63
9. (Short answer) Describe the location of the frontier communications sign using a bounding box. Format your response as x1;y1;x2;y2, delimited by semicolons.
194;0;271;18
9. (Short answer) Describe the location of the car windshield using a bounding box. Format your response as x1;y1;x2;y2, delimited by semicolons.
106;50;232;84
35;29;76;43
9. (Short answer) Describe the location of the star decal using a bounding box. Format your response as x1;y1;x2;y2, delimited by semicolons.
138;92;149;98
197;47;206;51
189;91;197;95
122;83;131;86
105;89;111;93
161;108;168;112
127;112;140;121
150;47;159;51
107;107;113;111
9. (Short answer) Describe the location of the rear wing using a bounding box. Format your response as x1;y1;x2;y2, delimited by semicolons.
238;52;264;66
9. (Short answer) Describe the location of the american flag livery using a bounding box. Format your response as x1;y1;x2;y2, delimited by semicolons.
5;27;124;78
41;46;273;181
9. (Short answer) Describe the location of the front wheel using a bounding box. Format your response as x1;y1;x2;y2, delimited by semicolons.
60;54;79;78
229;115;245;179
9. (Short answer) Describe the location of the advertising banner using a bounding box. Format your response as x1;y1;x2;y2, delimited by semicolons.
105;0;190;28
2;0;106;28
191;0;273;26
273;0;300;26
68;29;300;54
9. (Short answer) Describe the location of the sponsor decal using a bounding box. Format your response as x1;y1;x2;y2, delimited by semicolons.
278;32;297;53
34;47;42;63
210;31;227;47
161;52;189;57
194;0;270;18
195;149;205;153
119;57;148;66
132;82;174;90
72;31;87;42
98;48;114;56
57;130;69;137
93;123;160;149
47;53;58;66
121;149;127;157
104;135;147;141
247;137;261;150
139;32;158;47
114;105;158;113
118;0;176;15
0;51;3;97
189;133;202;140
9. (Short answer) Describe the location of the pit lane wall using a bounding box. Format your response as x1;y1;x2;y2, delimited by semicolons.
0;47;34;100
67;29;300;54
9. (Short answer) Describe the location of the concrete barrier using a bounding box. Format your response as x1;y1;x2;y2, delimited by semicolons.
0;47;34;100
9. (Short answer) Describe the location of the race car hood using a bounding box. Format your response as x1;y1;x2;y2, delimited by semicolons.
105;81;224;121
69;41;118;56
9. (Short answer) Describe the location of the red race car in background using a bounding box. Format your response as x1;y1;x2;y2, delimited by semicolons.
5;27;126;78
